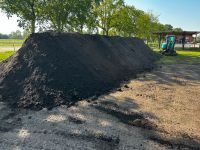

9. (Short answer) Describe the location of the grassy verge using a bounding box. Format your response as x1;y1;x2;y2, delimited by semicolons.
0;39;24;42
0;39;24;47
0;51;16;62
0;43;23;47
155;50;200;65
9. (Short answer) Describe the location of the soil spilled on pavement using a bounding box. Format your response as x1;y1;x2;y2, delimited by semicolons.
0;32;156;110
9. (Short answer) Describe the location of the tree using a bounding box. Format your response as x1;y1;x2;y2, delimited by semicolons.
22;30;31;39
43;0;96;32
71;0;95;33
153;22;166;41
147;12;162;42
173;28;183;32
42;0;69;32
112;5;139;37
196;35;200;43
0;0;43;33
42;0;80;32
42;0;102;33
94;0;124;35
0;33;9;39
135;10;151;40
164;24;173;31
0;0;182;40
9;30;23;39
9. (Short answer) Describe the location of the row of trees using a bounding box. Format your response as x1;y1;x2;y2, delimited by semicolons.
0;30;29;39
197;36;200;43
0;33;9;39
0;0;183;41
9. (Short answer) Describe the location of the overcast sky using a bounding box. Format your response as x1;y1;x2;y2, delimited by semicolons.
0;0;200;34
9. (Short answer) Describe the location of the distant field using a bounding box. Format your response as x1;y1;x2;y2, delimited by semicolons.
0;39;24;52
0;39;24;47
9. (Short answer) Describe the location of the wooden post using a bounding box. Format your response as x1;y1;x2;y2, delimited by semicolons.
182;35;186;50
194;34;197;48
158;34;162;49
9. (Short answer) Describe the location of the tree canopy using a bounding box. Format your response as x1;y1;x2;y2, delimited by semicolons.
0;0;183;41
0;0;43;33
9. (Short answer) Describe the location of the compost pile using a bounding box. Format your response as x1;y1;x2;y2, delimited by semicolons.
0;32;156;110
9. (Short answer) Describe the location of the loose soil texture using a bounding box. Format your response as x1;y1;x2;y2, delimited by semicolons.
0;32;156;109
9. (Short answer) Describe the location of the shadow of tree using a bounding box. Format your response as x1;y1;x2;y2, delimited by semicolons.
149;133;200;150
1;63;200;149
1;93;200;150
138;64;200;86
0;100;122;150
92;95;200;150
92;96;157;130
0;102;22;133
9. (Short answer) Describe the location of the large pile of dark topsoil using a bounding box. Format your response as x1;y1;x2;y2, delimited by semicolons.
0;32;156;110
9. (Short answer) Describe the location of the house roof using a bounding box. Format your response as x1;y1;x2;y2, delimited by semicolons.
153;31;200;36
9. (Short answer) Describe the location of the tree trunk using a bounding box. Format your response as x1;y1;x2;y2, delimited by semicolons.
31;19;36;33
106;29;109;36
58;19;61;32
30;1;36;34
80;25;83;33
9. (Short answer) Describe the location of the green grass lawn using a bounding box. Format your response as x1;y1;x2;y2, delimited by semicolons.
155;50;200;65
0;51;16;62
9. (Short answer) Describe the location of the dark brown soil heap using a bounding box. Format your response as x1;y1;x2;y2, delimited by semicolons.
0;32;156;110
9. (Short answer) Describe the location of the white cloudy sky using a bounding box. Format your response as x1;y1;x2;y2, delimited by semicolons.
0;12;23;34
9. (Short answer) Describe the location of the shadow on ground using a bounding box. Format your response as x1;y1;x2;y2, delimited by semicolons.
1;93;200;149
139;64;200;85
92;95;200;150
1;63;200;149
93;96;157;130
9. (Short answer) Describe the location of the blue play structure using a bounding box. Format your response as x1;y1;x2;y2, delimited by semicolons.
161;35;177;56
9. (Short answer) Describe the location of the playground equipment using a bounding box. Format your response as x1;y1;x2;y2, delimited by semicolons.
161;35;177;56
